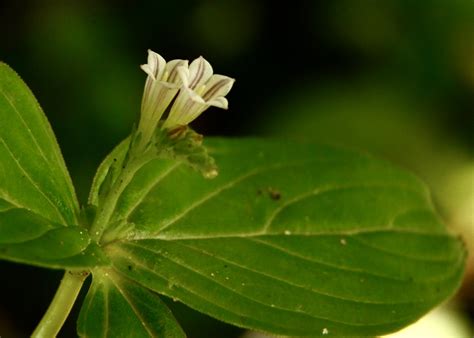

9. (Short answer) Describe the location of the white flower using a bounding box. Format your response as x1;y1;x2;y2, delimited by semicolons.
163;56;235;128
140;50;187;133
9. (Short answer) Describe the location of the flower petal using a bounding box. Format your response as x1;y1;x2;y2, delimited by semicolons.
176;65;190;88
141;50;166;80
165;87;207;127
207;96;229;109
202;74;235;101
166;59;188;85
188;56;213;89
150;84;180;120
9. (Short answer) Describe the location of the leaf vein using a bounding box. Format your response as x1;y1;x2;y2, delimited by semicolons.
132;225;453;241
170;240;450;304
123;162;182;221
261;184;422;232
114;245;420;327
351;236;459;263
107;272;156;337
112;246;356;325
125;241;435;308
250;237;453;281
0;136;67;224
0;188;26;209
147;161;315;235
111;263;328;333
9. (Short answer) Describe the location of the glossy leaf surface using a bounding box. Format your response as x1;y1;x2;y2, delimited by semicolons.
91;138;465;336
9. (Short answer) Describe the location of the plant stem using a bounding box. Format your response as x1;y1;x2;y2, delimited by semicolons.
89;157;144;242
32;271;88;338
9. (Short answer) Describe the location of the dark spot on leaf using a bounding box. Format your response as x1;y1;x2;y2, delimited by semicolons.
128;265;133;271
113;158;117;162
223;264;228;268
268;187;281;201
257;187;282;200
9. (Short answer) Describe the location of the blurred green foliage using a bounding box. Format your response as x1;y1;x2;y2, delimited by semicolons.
0;0;473;337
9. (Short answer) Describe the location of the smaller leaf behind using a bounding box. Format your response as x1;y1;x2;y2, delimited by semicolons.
78;269;185;338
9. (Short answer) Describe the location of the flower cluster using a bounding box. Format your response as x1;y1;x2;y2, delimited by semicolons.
139;50;235;138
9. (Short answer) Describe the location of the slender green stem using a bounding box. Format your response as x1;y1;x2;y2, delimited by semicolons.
32;271;88;338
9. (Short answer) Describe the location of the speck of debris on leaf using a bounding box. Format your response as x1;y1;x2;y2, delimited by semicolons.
268;187;281;201
257;187;282;200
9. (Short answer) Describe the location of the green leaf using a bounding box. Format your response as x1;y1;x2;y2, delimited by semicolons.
78;269;185;338
0;63;86;267
0;63;79;226
0;205;109;268
94;138;465;336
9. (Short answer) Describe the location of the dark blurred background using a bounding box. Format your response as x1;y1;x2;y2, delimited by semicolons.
0;0;473;337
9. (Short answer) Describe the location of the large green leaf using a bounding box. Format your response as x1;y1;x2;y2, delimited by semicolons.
0;63;79;226
78;269;185;338
0;63;95;268
92;138;465;336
